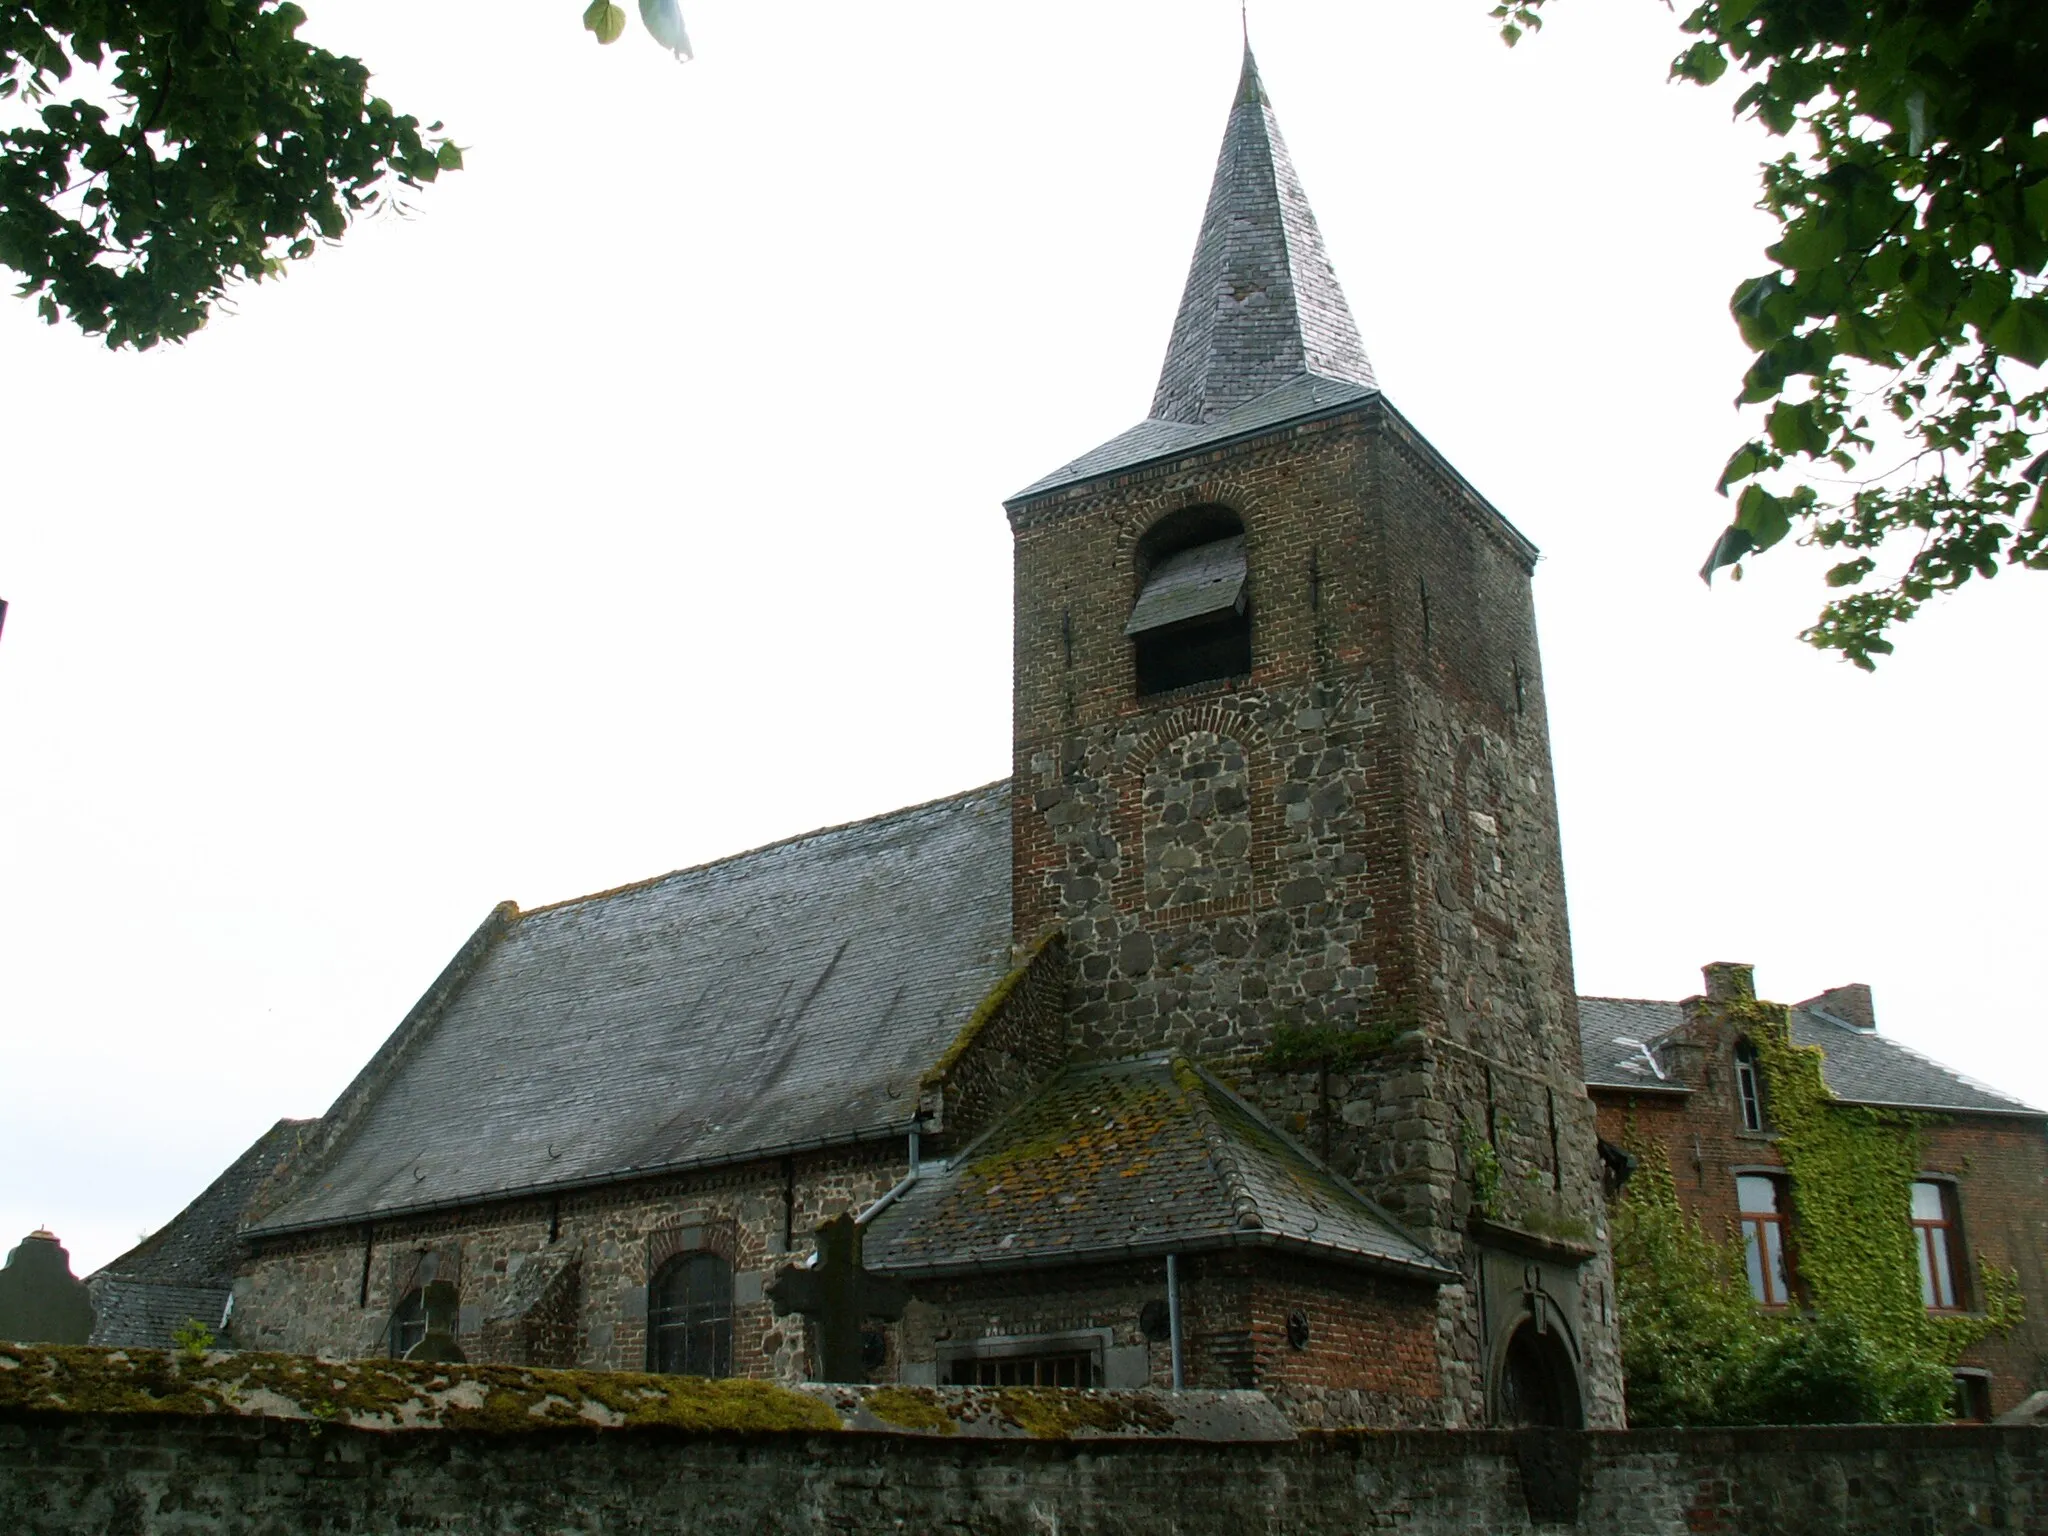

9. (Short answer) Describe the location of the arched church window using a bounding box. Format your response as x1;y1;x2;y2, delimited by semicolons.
388;1287;426;1359
647;1251;734;1377
1128;505;1250;696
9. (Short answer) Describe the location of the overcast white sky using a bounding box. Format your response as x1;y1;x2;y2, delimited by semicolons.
3;1;2043;1278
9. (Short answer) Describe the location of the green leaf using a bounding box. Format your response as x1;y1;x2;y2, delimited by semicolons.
1673;39;1726;85
1766;401;1828;457
1699;524;1755;585
1734;483;1793;551
1718;441;1767;492
1769;212;1845;271
1730;275;1786;350
1986;298;2048;368
2025;178;2048;242
436;140;464;172
583;0;628;44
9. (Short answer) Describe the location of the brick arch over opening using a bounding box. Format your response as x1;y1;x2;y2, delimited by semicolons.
1109;479;1278;584
645;1219;738;1280
1113;705;1276;923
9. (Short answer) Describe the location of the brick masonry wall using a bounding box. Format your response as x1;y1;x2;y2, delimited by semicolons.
232;1144;905;1383
1250;1257;1443;1427
4;1410;2043;1536
1597;1056;2048;1415
896;1253;1445;1421
1005;401;1618;1427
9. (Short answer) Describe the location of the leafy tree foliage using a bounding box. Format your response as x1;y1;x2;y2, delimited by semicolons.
3;1;700;349
1497;1;2048;666
1;2;460;350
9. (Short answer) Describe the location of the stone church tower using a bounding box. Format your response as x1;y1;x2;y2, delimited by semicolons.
1005;49;1623;1425
134;42;1620;1435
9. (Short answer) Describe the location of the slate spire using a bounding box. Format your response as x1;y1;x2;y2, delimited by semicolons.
1150;48;1375;426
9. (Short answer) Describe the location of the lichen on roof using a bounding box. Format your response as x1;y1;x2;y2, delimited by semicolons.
863;1057;1447;1278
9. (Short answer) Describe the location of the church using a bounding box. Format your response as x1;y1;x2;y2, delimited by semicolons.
84;48;1630;1431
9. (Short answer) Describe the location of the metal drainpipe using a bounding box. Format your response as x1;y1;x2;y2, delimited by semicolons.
850;1125;926;1239
1166;1253;1185;1391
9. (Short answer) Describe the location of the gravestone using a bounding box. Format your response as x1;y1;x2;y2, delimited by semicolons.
0;1230;95;1344
766;1214;908;1383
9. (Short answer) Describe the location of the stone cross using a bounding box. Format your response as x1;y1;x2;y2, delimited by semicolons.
0;1230;95;1345
766;1214;908;1383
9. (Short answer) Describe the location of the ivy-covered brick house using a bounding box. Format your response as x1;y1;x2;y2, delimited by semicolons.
69;47;1629;1432
1582;962;2047;1419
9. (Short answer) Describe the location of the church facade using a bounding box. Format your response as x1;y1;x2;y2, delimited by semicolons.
101;50;1627;1430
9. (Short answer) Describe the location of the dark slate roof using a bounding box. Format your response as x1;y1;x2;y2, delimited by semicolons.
1151;48;1374;425
86;1118;307;1348
252;785;1015;1235
1577;998;1692;1093
92;1120;309;1292
1014;375;1376;500
1012;50;1378;502
87;1281;232;1349
864;1056;1450;1282
1578;996;2041;1116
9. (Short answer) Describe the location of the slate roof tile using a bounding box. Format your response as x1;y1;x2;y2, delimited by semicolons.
1578;995;2039;1116
1011;50;1379;503
863;1057;1449;1281
91;1120;308;1291
87;1281;232;1350
252;785;1015;1234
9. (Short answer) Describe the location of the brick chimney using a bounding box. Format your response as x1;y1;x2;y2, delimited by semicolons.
1701;962;1755;1003
1799;982;1876;1031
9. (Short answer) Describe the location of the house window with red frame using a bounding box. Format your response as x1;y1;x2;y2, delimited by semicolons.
1737;1173;1792;1306
1912;1180;1966;1312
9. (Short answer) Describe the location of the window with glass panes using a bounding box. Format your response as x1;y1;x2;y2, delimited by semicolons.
1912;1180;1965;1312
1737;1173;1792;1306
1734;1041;1767;1132
387;1287;427;1358
647;1253;734;1377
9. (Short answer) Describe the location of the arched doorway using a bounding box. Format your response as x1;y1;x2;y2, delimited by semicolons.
1495;1319;1583;1429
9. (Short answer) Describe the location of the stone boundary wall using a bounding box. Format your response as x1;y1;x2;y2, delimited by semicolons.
3;1409;2042;1535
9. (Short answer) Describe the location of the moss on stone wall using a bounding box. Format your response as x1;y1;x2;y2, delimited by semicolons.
991;1387;1175;1439
0;1347;1276;1443
0;1346;838;1434
861;1386;958;1434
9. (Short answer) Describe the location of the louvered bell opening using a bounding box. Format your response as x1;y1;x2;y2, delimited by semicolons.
1128;535;1251;696
1125;536;1247;636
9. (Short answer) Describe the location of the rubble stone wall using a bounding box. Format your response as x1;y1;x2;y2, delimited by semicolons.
4;1409;2041;1536
232;1145;905;1382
